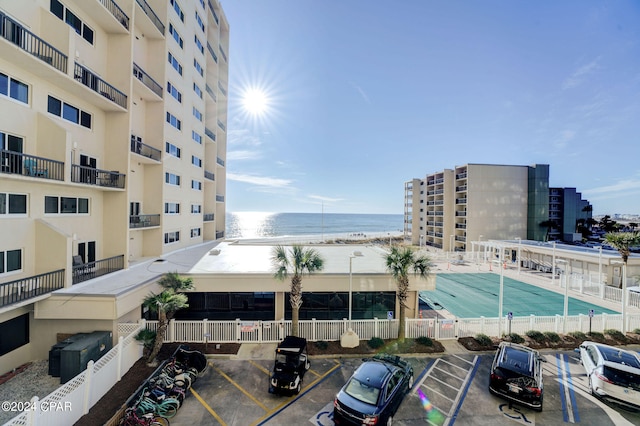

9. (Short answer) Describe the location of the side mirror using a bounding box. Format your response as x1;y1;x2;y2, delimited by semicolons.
574;348;581;354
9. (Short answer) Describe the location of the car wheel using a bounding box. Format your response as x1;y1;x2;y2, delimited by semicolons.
589;376;596;396
386;415;393;426
408;375;414;392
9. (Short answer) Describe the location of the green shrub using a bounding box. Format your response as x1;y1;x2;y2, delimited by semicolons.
604;329;627;342
315;340;329;350
368;337;385;349
569;331;586;340
525;330;545;343
508;333;525;344
588;331;604;341
633;328;640;335
416;336;433;347
543;331;561;343
475;334;492;347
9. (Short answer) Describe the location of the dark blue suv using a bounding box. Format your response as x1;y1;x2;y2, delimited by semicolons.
334;354;414;425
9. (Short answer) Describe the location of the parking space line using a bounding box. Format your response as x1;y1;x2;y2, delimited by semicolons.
253;361;342;426
438;358;474;373
555;353;580;423
191;388;227;426
436;367;467;381
449;355;480;426
429;374;463;392
249;360;271;376
214;365;270;412
449;353;476;366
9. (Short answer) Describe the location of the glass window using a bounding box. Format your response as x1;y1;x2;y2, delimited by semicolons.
8;194;26;214
65;10;82;35
6;249;22;272
78;198;89;213
45;196;59;213
0;252;3;273
82;25;94;44
0;194;5;214
47;96;62;116
80;111;91;128
9;79;28;104
60;197;77;213
0;73;7;96
63;103;79;123
50;0;64;19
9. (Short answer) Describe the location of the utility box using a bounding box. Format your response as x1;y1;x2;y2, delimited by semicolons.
48;333;89;377
59;331;113;384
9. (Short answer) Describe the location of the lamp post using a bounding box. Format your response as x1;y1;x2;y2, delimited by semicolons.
450;234;454;256
492;251;505;337
515;237;521;275
612;260;627;333
479;235;484;263
341;251;363;348
556;259;568;332
551;242;557;286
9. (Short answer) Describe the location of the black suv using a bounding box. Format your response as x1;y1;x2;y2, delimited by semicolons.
489;342;544;411
334;354;414;425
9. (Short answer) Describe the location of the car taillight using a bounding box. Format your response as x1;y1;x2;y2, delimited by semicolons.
490;373;503;381
526;386;541;397
363;415;378;425
595;370;613;384
334;398;338;408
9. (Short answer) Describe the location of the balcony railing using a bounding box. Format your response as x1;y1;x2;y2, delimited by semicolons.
217;120;226;132
208;1;219;25
204;170;215;181
1;150;64;181
203;213;214;221
205;84;217;101
206;42;218;63
217;82;227;97
99;0;129;29
216;157;225;166
455;211;467;217
205;127;216;141
218;44;227;62
71;165;125;189
129;214;160;229
130;138;161;161
74;62;127;108
456;172;468;179
0;269;65;308
456;223;467;229
216;230;224;239
135;0;164;34
72;254;124;284
456;198;467;204
133;62;162;98
0;11;68;74
216;195;225;202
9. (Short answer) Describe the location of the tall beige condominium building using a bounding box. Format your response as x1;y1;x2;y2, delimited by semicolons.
0;0;228;366
405;164;549;250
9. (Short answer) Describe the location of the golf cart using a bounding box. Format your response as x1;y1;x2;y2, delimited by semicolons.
268;336;310;395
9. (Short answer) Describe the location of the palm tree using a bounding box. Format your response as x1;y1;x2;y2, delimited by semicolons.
539;220;556;242
142;272;193;364
384;246;431;342
271;245;325;337
605;231;640;292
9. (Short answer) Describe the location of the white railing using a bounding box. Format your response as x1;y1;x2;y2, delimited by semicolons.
5;325;142;426
127;313;640;345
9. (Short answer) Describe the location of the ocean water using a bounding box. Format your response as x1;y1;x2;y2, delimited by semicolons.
226;212;403;239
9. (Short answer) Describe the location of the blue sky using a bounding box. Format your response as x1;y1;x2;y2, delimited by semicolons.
223;1;640;215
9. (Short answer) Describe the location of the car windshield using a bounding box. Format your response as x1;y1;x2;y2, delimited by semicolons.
498;347;534;377
602;366;640;391
599;346;640;369
344;377;381;405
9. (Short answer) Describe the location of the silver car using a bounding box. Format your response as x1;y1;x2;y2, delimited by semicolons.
577;341;640;409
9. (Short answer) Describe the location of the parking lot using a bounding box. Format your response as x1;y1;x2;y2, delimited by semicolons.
169;349;640;426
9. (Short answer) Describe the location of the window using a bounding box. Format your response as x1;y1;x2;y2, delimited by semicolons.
164;231;180;244
44;196;89;214
167;82;182;102
47;95;91;128
191;180;202;190
194;35;204;55
50;0;94;44
169;23;183;48
0;249;22;274
192;106;203;122
191;228;201;238
165;142;181;158
166;112;181;130
0;193;27;215
169;0;184;22
195;12;205;32
168;52;183;75
164;202;180;214
191;204;201;214
0;314;29;356
193;58;204;77
165;172;181;186
0;73;29;104
198;0;205;10
191;155;202;167
191;131;202;144
193;83;203;99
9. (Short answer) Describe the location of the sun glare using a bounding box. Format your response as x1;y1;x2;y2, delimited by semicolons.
242;87;270;116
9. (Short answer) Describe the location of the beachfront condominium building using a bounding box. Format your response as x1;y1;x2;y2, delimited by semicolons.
404;163;551;250
0;0;228;368
548;187;592;242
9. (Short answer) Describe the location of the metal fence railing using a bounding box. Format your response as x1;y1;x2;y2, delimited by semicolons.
0;269;65;308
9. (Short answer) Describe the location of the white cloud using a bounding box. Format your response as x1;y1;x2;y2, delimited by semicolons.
227;172;292;188
350;82;371;104
583;178;640;196
227;150;260;161
562;58;600;90
228;128;262;146
308;195;344;203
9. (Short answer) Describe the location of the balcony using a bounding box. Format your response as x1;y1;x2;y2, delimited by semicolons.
455;211;467;217
204;170;215;181
0;11;68;74
76;0;129;33
456;198;467;204
99;0;129;30
456;185;467;192
208;1;219;25
129;214;160;229
456;172;468;179
133;62;162;99
1;150;64;181
71;165;125;189
216;157;225;167
216;195;225;202
130;138;161;162
456;223;467;229
0;269;65;308
219;44;228;63
205;84;217;102
72;255;124;284
203;213;214;222
74;63;127;109
217;82;227;97
205;127;216;141
456;236;466;242
206;42;218;63
135;0;164;36
216;231;224;239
